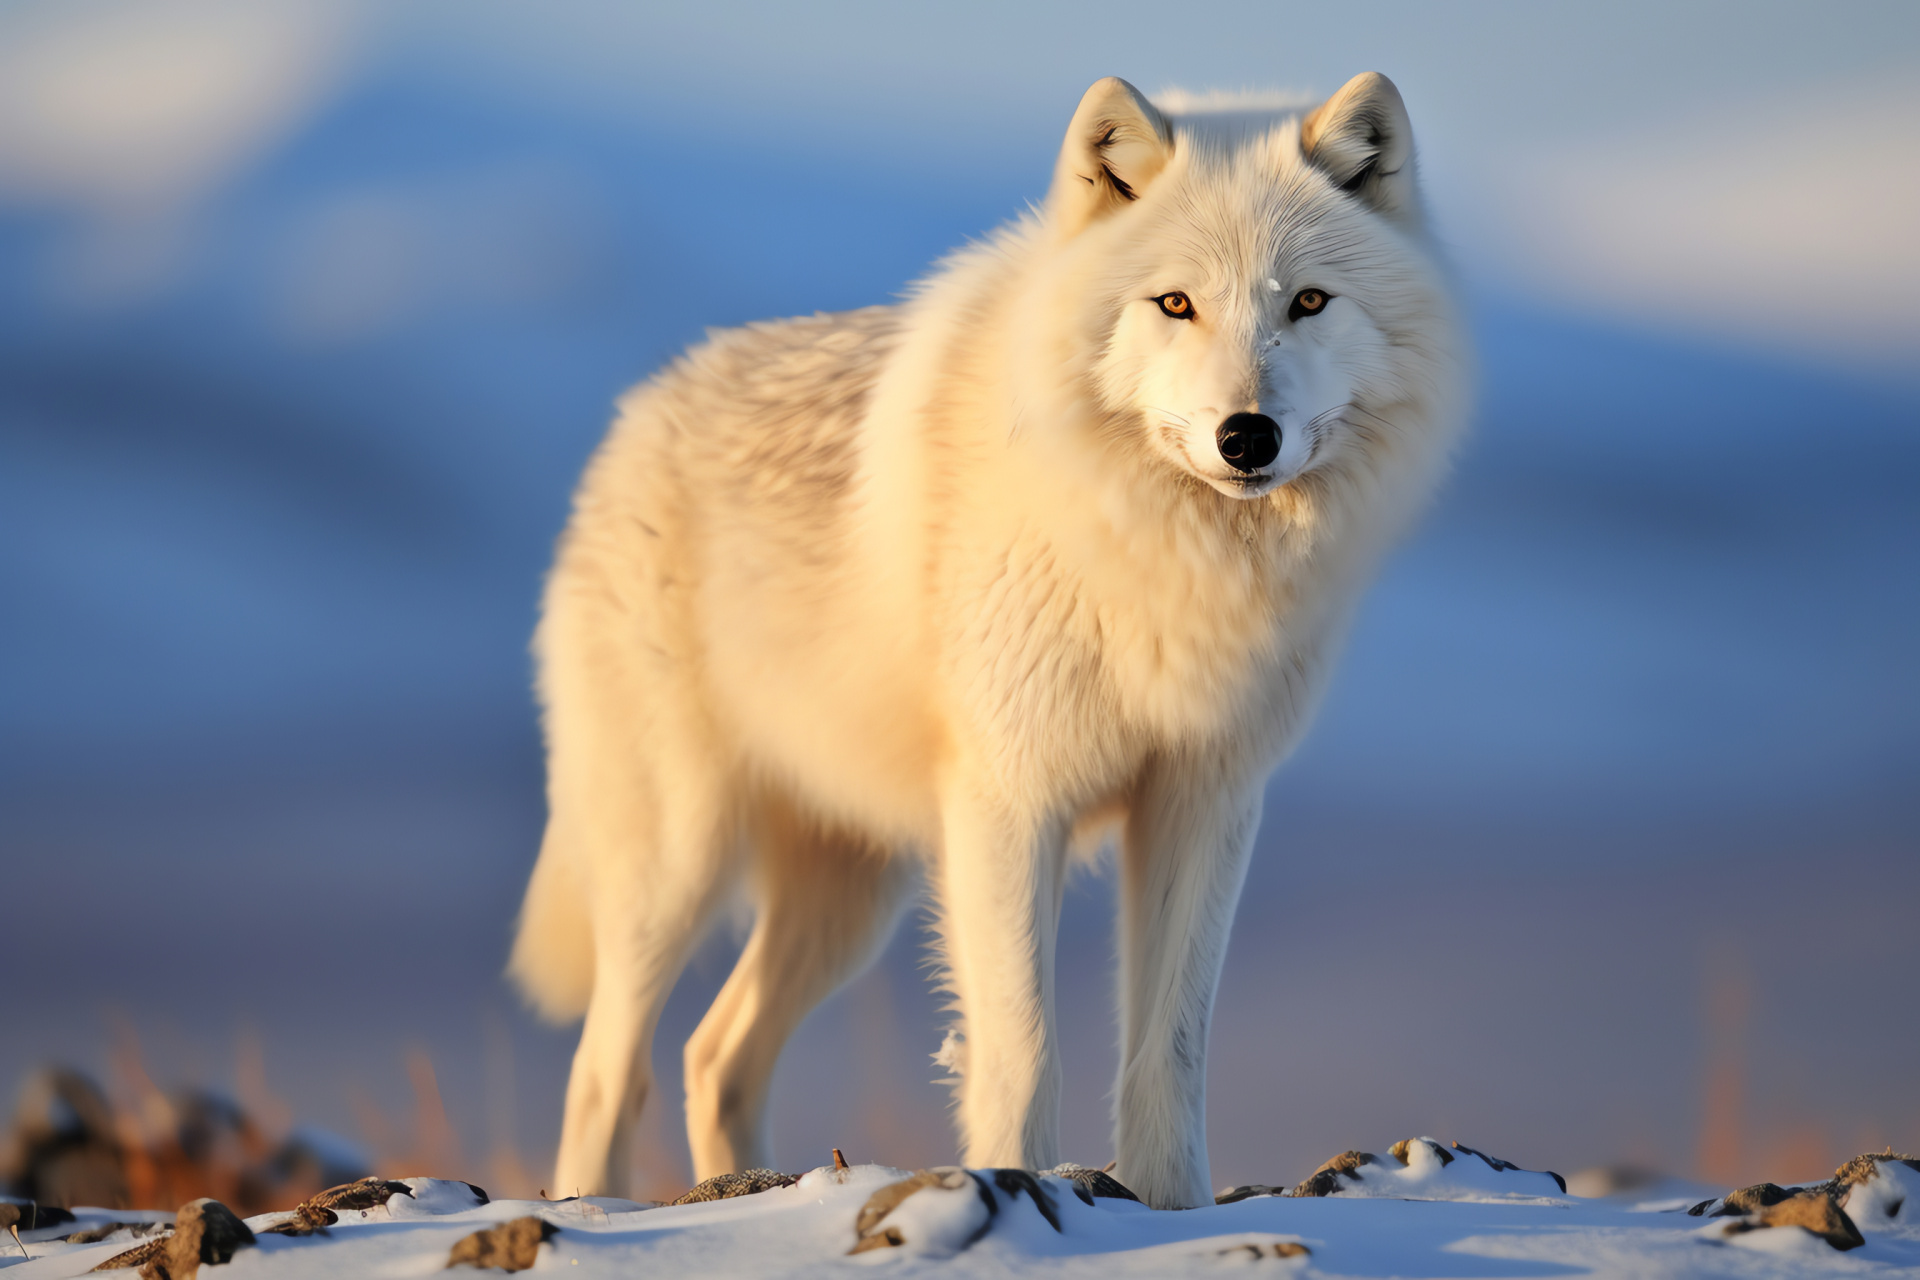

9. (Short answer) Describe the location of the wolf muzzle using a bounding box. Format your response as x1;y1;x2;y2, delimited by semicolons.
1216;413;1281;472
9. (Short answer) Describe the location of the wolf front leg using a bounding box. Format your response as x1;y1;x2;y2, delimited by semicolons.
936;783;1071;1172
1113;754;1264;1209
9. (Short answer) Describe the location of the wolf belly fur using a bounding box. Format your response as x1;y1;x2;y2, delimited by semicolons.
510;72;1468;1210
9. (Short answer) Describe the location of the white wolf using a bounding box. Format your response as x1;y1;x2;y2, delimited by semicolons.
510;72;1468;1210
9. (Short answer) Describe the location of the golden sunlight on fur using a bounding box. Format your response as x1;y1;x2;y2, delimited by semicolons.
510;72;1468;1211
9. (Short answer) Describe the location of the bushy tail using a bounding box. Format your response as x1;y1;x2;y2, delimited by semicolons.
507;834;594;1022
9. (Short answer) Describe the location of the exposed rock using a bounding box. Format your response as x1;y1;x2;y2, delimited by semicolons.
1720;1181;1795;1215
93;1200;256;1279
1832;1147;1920;1227
388;1179;489;1216
302;1177;414;1215
1689;1154;1914;1251
848;1167;994;1255
854;1169;965;1241
91;1235;169;1271
1287;1150;1376;1198
1449;1142;1514;1171
1216;1240;1312;1260
1043;1163;1140;1204
989;1168;1061;1231
445;1216;556;1272
1448;1141;1565;1190
1274;1139;1565;1201
1215;1184;1286;1205
1390;1139;1453;1168
1832;1148;1919;1190
1755;1191;1865;1251
257;1204;337;1236
1711;1189;1865;1252
149;1199;255;1280
670;1168;800;1204
1688;1181;1795;1217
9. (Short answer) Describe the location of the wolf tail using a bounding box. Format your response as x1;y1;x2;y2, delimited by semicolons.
507;832;594;1022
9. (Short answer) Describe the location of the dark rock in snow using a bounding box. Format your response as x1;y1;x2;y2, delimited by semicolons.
1287;1150;1378;1197
1832;1148;1920;1190
1691;1152;1913;1251
1216;1239;1312;1260
1690;1180;1796;1217
445;1216;556;1271
1444;1141;1566;1191
990;1168;1061;1231
251;1176;401;1237
94;1199;254;1279
258;1204;337;1236
1756;1191;1866;1251
1450;1142;1518;1171
1043;1163;1140;1203
302;1177;415;1215
90;1234;168;1271
670;1168;799;1204
1711;1190;1865;1252
848;1167;995;1255
159;1198;255;1279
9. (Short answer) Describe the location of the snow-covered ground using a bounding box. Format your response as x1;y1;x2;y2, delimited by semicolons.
9;1148;1917;1278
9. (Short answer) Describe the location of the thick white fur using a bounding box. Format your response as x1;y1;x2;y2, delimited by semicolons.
509;72;1468;1210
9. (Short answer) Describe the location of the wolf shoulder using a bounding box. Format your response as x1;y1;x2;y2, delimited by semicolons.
610;304;902;479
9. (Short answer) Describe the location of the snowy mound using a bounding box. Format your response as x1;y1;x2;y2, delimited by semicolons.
1219;1136;1569;1204
6;1150;1919;1277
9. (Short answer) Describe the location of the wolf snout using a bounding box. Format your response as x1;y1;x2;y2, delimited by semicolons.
1216;413;1281;472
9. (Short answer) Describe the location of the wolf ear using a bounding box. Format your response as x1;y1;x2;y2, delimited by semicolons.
1301;72;1418;224
1049;77;1174;237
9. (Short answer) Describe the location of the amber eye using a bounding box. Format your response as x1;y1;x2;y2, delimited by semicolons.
1154;291;1195;320
1288;288;1331;321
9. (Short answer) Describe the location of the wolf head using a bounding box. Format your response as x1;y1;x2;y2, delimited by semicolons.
1032;74;1460;503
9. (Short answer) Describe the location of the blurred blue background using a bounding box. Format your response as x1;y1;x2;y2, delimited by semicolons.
3;0;1915;1200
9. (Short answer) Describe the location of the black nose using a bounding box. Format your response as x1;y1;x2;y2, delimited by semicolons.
1216;413;1281;472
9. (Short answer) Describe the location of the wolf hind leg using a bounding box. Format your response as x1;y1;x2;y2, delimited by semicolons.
548;756;740;1201
684;797;915;1178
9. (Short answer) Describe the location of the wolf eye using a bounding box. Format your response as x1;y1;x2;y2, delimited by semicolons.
1288;288;1331;321
1154;292;1195;320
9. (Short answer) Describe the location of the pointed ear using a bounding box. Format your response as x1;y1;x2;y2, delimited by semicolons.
1301;72;1419;224
1048;77;1175;237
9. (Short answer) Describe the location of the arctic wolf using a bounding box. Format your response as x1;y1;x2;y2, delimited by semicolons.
511;72;1468;1210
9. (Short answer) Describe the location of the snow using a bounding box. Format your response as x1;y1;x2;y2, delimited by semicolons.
1288;1138;1570;1203
7;1159;1919;1278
